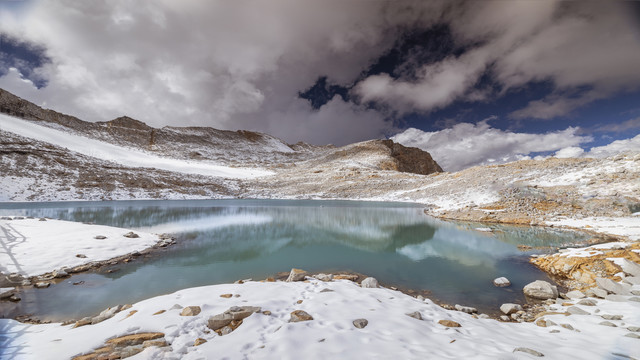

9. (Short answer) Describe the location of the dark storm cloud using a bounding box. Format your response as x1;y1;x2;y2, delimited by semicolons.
0;1;639;146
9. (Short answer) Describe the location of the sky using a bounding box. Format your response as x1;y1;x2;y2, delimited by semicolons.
1;0;640;171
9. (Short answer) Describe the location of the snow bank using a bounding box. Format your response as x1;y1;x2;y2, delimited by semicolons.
1;279;638;360
0;114;272;179
0;217;160;277
546;217;640;241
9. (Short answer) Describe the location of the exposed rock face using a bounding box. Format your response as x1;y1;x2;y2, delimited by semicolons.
523;280;558;300
380;140;442;175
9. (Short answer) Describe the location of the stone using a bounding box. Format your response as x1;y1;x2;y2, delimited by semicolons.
286;268;307;282
513;347;544;357
560;323;574;330
52;269;68;278
207;306;261;330
180;306;201;316
595;277;631;295
39;218;46;221
567;306;590;315
438;320;461;327
545;320;557;327
478;314;490;319
500;303;523;315
416;295;425;301
289;310;313;322
73;317;92;328
632;290;640;296
585;288;607;299
106;332;165;347
194;338;207;346
577;299;597;306
630;297;640;302
333;274;358;281
599;321;617;327
623;276;640;286
493;277;511;287
361;277;379;288
218;326;234;336
353;318;368;329
118;345;144;358
535;318;547;327
406;311;422;320
262;310;272;316
92;305;123;324
601;314;623;320
319;288;334;293
523;280;558;300
34;282;50;288
565;290;585;299
618;259;640;277
123;231;139;238
628;326;640;332
454;304;477;314
314;273;333;282
605;294;629;302
153;310;166;315
75;254;87;258
0;288;15;299
142;339;168;348
220;293;233;298
550;330;560;333
94;235;107;240
500;315;509;321
625;333;640;339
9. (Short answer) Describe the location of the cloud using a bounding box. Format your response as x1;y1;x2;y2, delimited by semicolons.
554;147;584;159
592;117;640;134
585;134;640;158
354;1;640;120
391;119;592;171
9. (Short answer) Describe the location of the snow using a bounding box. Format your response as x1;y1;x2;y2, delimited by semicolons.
0;217;161;277
0;114;272;179
1;279;638;360
545;217;640;241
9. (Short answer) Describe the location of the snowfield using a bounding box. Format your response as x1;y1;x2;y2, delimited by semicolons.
0;114;272;179
0;217;161;277
2;279;639;360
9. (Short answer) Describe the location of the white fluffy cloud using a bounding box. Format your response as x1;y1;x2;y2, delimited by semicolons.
354;1;640;120
585;134;640;158
391;120;593;171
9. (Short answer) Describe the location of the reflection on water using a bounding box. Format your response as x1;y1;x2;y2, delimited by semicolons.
0;200;589;321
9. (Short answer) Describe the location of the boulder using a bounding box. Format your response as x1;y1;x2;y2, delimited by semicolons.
314;273;333;282
493;277;511;287
207;306;261;330
406;311;422;320
92;305;123;324
585;288;607;299
106;332;164;347
353;318;368;329
599;321;617;327
622;276;640;286
361;277;379;288
577;299;597;306
595;277;631;295
454;304;477;314
500;303;523;315
618;259;640;277
438;320;461;327
567;306;590;315
123;231;139;238
286;268;307;282
523;280;558;300
289;310;313;322
601;314;623;320
0;288;15;299
180;306;201;316
34;282;50;289
565;290;585;299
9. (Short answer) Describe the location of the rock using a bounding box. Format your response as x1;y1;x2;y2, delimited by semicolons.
289;310;313;322
75;254;87;258
478;314;490;319
0;288;15;299
314;273;333;282
180;306;201;316
500;303;523;315
628;326;640;332
353;318;368;329
623;276;640;285
361;277;379;288
220;293;233;298
629;297;640;302
34;282;50;288
94;235;107;240
618;259;640;277
379;139;443;175
601;314;623;320
333;274;358;281
577;299;597;306
106;332;165;347
142;339;168;348
625;333;640;339
493;277;511;287
73;317;93;328
585;288;607;299
605;294;629;302
118;345;144;358
550;330;560;333
207;306;261;330
286;268;307;282
194;338;207;346
546;320;557;327
406;311;422;320
500;315;509;321
523;280;558;300
567;306;590;315
39;218;46;221
595;277;631;295
319;288;334;293
513;347;544;357
438;320;461;327
262;310;272;315
52;269;68;278
153;310;166;315
218;326;234;336
599;321;617;327
123;231;139;238
454;304;477;314
92;305;123;324
565;290;585;299
632;290;640;296
416;295;425;301
535;318;547;327
560;323;575;330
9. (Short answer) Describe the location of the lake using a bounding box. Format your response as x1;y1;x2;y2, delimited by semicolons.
0;199;590;321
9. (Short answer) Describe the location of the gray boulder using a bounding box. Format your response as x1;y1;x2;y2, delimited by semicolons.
207;306;261;330
454;304;477;314
567;306;590;315
585;288;607;299
565;290;585;299
618;259;640;277
523;280;558;300
500;303;523;315
493;277;511;287
286;268;307;282
361;277;379;288
405;311;422;320
353;318;368;329
595;277;631;295
289;310;313;322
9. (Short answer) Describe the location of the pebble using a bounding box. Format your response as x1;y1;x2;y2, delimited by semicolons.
353;318;368;329
94;235;107;240
406;311;422;320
